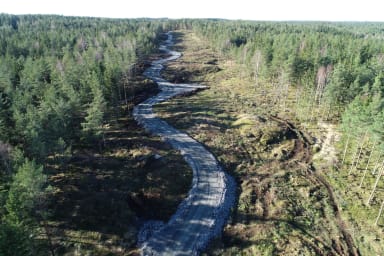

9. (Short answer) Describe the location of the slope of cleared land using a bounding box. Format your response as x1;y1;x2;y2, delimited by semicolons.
155;30;359;255
134;32;235;255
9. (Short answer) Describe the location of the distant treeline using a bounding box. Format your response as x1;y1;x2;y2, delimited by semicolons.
2;15;384;255
176;19;384;147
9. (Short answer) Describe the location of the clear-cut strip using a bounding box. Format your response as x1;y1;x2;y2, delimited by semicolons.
134;32;235;256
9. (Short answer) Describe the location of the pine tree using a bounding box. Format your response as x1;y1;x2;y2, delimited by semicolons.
5;159;46;225
81;80;106;142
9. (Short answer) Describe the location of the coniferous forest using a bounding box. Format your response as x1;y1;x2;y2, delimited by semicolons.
0;14;167;255
1;14;384;255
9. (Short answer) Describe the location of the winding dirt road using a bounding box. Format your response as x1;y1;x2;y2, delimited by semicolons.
133;32;235;255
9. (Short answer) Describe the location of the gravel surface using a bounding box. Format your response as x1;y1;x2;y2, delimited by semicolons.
134;32;236;256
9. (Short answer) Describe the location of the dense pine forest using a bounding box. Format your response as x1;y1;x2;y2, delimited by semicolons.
0;14;169;255
1;14;384;255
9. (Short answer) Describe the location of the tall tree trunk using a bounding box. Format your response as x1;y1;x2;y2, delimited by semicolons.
352;132;368;173
315;66;327;103
375;199;384;225
341;134;351;165
367;160;384;205
122;74;129;109
371;156;382;175
253;50;262;87
348;141;360;175
360;141;377;188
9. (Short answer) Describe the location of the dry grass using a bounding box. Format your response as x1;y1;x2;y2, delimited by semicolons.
155;30;360;255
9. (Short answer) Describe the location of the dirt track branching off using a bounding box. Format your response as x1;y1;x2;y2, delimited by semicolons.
155;30;359;255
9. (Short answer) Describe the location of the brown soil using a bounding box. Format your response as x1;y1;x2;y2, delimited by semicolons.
155;30;360;256
45;52;192;255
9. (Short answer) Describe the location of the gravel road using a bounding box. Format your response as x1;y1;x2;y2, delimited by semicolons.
133;32;235;256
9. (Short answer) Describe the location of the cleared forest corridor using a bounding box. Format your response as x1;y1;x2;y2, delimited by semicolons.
133;32;236;255
3;14;384;256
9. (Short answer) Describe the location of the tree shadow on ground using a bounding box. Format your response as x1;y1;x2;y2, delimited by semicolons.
46;113;192;254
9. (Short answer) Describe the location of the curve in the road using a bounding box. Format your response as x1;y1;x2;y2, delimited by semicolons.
134;32;236;255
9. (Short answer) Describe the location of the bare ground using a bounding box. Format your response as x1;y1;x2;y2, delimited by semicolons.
155;30;360;255
45;54;193;255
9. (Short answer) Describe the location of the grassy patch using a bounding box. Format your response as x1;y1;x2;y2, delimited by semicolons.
155;30;360;255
